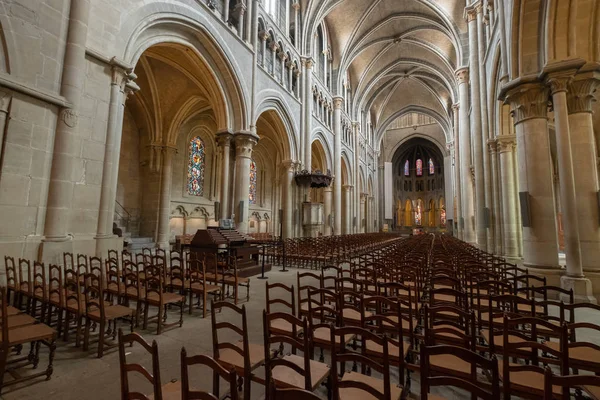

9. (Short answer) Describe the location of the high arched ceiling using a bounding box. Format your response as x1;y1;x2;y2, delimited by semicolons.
301;0;467;146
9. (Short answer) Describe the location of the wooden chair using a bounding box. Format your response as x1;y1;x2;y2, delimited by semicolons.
263;311;330;399
307;288;344;362
211;300;265;400
63;266;84;346
46;264;64;336
31;261;49;321
543;367;600;400
297;271;322;318
83;273;134;357
188;258;221;317
420;344;499;400
266;282;302;338
499;316;569;399
123;261;145;328
16;258;33;313
222;256;250;305
0;286;56;394
330;326;404;400
181;348;238;400
143;265;185;334
118;329;181;400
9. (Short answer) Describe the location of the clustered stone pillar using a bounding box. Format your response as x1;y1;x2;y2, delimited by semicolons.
42;0;91;260
505;83;559;275
217;131;233;219
281;160;296;239
333;97;343;235
545;71;583;279
157;147;176;248
496;135;519;258
568;72;600;273
452;105;462;239
343;185;352;234
455;68;475;243
233;132;259;234
466;5;487;250
488;139;503;255
323;186;332;236
303;58;314;171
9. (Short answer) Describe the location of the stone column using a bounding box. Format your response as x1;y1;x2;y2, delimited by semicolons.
217;131;233;219
259;31;268;66
95;65;129;254
42;0;91;259
270;42;279;76
452;105;462;239
456;68;475;243
568;72;600;272
294;68;301;99
333;96;343;235
546;71;583;278
233;132;259;234
466;5;487;249
303;58;314;171
353;122;360;233
477;4;494;252
278;52;287;84
359;193;366;233
292;2;300;46
281;160;295;239
0;90;11;164
343;185;353;234
489;139;503;255
505;82;559;272
157;147;176;248
324;186;332;236
497;135;519;258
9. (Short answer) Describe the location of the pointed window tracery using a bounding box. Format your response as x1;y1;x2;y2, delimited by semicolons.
249;159;258;205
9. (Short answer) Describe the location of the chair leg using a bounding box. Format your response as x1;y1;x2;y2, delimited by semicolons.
46;338;56;380
0;349;7;394
83;317;91;351
63;312;71;342
56;309;63;338
244;373;251;400
75;315;82;348
97;320;105;358
156;305;163;335
189;292;194;315
143;302;149;330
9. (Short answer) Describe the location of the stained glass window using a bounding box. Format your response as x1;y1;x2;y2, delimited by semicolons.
429;158;435;175
404;160;410;176
440;209;447;227
415;204;422;226
416;159;423;176
187;136;205;197
249;160;257;205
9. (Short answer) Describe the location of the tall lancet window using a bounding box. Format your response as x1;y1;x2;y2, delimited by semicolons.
249;159;258;205
187;136;206;196
404;160;410;176
429;158;435;175
416;159;423;177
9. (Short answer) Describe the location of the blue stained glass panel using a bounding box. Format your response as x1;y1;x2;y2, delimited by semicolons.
404;160;410;176
416;159;423;177
187;136;205;197
429;158;435;175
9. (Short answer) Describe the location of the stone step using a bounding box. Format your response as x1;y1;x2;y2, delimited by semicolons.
128;237;153;244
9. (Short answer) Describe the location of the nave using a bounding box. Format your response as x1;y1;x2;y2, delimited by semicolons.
1;234;600;399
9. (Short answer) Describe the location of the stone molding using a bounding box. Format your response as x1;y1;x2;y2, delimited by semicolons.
505;82;550;125
234;131;259;159
216;130;234;147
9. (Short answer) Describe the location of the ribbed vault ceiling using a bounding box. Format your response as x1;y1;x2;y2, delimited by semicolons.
302;0;466;144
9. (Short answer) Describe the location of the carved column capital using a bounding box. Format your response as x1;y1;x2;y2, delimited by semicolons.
487;139;498;154
496;135;517;153
333;96;344;109
234;131;259;159
567;72;600;114
504;82;550;125
216;130;234;147
455;67;469;85
0;88;12;114
546;74;574;96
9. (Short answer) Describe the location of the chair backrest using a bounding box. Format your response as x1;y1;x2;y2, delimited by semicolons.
263;311;311;390
48;264;63;307
266;282;295;316
33;261;47;300
297;271;321;315
181;347;238;400
106;258;122;297
4;256;17;289
89;256;103;277
424;304;477;350
18;258;32;294
420;344;499;400
118;329;162;400
144;265;165;307
0;286;10;349
211;300;250;373
502;315;569;398
543;367;600;400
84;273;106;319
63;252;74;271
330;326;391;400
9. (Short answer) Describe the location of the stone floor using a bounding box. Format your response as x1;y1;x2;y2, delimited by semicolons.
2;266;599;400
